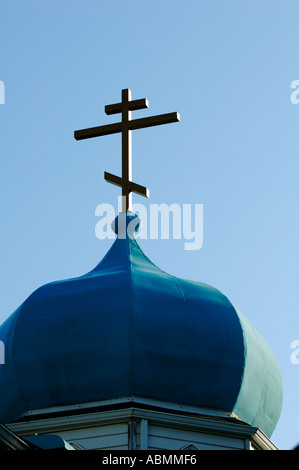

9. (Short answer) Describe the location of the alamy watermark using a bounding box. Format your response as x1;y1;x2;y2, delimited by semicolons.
288;84;299;365
290;80;299;104
0;81;4;104
95;197;203;251
290;340;299;365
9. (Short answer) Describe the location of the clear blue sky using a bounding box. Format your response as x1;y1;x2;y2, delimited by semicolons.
0;1;298;450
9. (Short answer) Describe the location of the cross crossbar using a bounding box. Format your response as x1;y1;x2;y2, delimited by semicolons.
74;112;179;141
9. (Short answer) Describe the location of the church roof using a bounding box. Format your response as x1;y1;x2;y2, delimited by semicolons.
0;212;283;438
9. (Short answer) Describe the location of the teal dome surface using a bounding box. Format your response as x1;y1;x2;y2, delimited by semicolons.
0;213;282;437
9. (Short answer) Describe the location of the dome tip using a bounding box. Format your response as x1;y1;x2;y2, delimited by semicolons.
111;211;141;238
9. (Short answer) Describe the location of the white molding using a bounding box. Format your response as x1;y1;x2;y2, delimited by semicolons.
251;429;278;451
21;395;235;420
9;398;278;450
10;406;274;445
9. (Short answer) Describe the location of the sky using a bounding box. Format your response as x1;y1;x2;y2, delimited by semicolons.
0;1;298;450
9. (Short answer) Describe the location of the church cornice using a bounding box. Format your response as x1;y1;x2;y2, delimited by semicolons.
8;397;277;450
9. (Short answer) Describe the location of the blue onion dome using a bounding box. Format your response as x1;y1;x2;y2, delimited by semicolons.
0;213;282;437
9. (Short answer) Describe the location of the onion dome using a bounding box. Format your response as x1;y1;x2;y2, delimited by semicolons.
0;213;282;437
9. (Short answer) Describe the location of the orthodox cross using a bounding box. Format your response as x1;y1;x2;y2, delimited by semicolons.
74;88;180;212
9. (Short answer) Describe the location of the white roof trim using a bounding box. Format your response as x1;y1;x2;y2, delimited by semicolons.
22;395;236;420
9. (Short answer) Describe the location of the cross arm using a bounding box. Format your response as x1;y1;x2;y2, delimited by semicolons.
104;171;149;198
74;112;180;140
74;122;122;140
105;98;149;115
129;112;180;131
